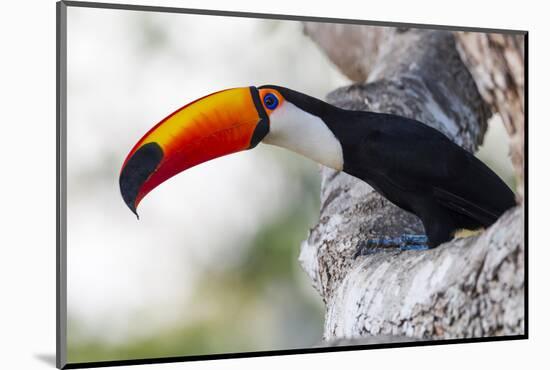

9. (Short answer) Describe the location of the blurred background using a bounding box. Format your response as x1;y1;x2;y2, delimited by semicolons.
66;7;515;364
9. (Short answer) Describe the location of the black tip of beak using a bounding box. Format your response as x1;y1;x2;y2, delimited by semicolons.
119;142;163;218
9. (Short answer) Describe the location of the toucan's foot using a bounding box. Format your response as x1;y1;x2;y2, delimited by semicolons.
354;234;429;258
400;234;428;245
399;243;430;251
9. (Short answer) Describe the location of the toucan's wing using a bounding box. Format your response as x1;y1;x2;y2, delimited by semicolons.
432;186;500;226
348;113;516;226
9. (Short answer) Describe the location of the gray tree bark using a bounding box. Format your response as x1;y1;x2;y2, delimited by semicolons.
300;25;525;342
455;32;525;202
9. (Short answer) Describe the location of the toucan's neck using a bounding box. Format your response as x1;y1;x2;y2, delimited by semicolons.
260;86;345;171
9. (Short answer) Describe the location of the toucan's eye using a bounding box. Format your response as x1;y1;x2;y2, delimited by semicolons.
263;93;279;110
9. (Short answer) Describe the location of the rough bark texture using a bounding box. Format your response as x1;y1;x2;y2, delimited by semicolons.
300;25;525;342
455;33;525;201
303;23;387;82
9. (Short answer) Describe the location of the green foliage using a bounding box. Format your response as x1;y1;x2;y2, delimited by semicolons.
67;159;324;364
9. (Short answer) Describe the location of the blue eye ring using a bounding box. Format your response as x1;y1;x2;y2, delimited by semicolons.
263;93;279;110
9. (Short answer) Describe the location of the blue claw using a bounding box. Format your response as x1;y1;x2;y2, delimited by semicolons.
399;234;429;251
354;234;430;258
399;244;430;251
367;237;401;247
401;234;428;244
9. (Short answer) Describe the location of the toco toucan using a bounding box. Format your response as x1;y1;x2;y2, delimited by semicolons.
119;85;516;249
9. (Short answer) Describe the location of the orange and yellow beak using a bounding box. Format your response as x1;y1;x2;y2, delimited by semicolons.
119;86;269;216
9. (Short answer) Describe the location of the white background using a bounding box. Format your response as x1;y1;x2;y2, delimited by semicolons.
0;0;545;369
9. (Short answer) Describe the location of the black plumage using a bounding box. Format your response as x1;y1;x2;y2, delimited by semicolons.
266;85;516;247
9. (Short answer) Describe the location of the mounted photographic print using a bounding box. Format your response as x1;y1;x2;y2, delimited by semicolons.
56;1;527;368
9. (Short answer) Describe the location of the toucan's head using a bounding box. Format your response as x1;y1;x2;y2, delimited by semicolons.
119;85;343;216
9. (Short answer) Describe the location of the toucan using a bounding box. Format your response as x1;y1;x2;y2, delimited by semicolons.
119;85;516;249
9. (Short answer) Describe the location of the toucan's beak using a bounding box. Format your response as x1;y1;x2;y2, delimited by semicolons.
119;86;269;216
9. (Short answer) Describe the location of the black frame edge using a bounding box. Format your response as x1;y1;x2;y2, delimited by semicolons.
523;32;529;338
57;1;68;369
